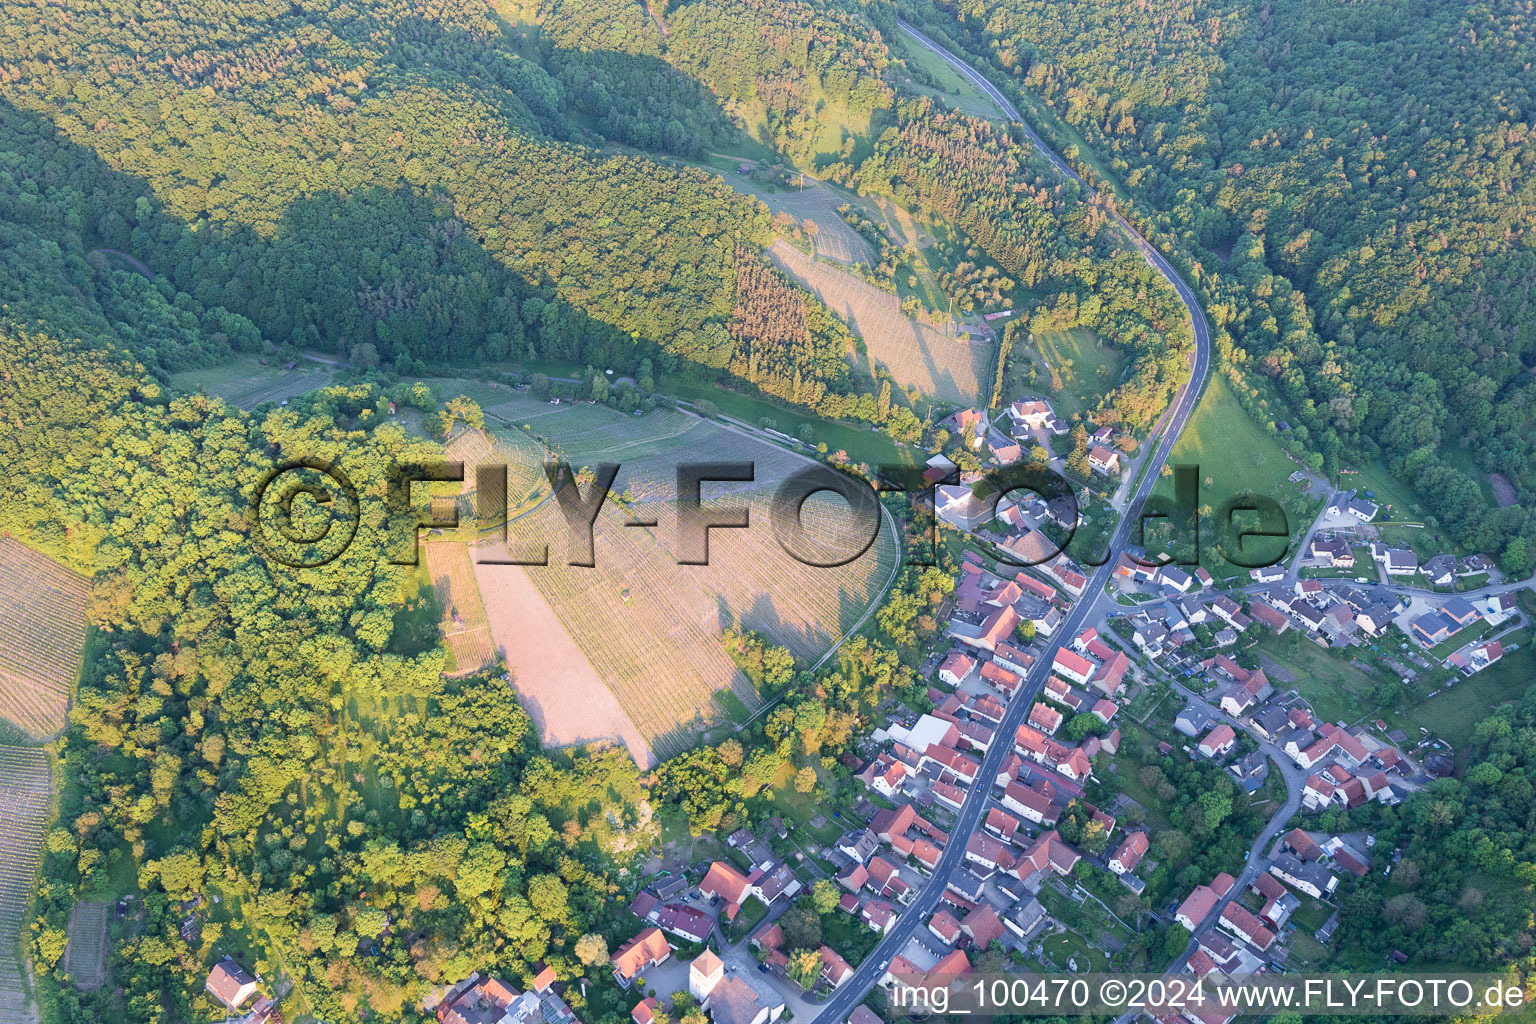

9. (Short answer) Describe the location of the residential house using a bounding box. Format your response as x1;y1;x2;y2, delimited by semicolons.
1088;446;1120;475
937;651;977;686
206;957;260;1011
1174;704;1214;738
1372;543;1418;577
1310;537;1354;568
700;862;752;908
819;947;854;989
1249;565;1286;584
1198;724;1237;760
1269;853;1337;899
961;904;1005;948
1052;649;1096;687
1410;610;1456;646
928;910;962;946
1218;904;1275;951
979;660;1023;699
861;900;897;934
1422;554;1456;587
1029;702;1064;736
1161;566;1194;593
1108;832;1149;876
1004;898;1048;941
1002;779;1061;826
1008;399;1055;431
838;829;880;865
1441;596;1480;627
611;928;672;988
935;484;994;531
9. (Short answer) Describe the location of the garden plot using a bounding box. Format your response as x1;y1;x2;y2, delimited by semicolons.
63;901;109;990
768;240;989;404
0;537;88;737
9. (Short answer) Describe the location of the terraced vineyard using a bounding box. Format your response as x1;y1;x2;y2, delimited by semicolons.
421;542;497;676
0;746;52;1021
472;408;897;760
768;240;989;404
443;424;550;518
0;538;88;737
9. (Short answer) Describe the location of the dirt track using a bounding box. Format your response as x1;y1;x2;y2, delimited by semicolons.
472;555;656;768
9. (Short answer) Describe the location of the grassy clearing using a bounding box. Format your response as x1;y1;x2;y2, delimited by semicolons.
170;355;335;410
769;239;990;405
891;32;1003;122
1020;327;1124;421
1405;644;1535;749
1153;376;1322;581
1257;633;1384;725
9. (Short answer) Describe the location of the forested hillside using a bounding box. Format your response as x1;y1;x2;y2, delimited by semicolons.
1336;692;1536;975
524;0;895;161
1;0;833;390
906;0;1536;570
853;98;1192;432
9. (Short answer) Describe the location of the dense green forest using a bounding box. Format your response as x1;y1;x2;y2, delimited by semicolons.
1334;693;1536;975
524;0;895;161
7;0;1536;1019
1;0;800;384
904;0;1536;570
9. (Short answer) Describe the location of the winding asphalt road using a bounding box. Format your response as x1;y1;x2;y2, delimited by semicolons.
808;23;1215;1023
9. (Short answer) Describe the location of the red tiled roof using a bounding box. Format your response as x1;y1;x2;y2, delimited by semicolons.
1053;649;1095;679
1111;831;1149;872
611;928;671;980
1219;903;1275;950
961;904;1005;947
1029;703;1064;732
700;861;751;904
929;910;962;942
1176;886;1219;928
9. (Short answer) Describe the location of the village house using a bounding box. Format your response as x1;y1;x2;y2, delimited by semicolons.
934;484;994;531
206;957;260;1012
1310;537;1354;568
1198;724;1237;760
1422;554;1457;587
1108;831;1149;876
611;928;672;989
1174;873;1235;931
1269;853;1337;899
1218;903;1275;951
1088;445;1120;475
937;650;977;686
1028;702;1064;736
1371;543;1419;577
